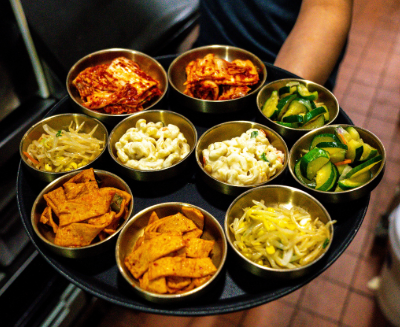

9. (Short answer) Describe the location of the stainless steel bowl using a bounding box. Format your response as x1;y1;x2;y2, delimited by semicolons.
31;169;134;258
225;185;334;279
115;202;227;303
20;113;108;182
66;48;168;126
108;110;197;181
256;78;339;142
289;124;386;203
195;121;289;196
168;45;267;114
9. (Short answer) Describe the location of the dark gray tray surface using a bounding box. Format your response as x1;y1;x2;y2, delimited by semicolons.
17;57;368;316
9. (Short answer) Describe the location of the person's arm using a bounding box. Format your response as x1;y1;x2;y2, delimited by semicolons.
274;0;353;86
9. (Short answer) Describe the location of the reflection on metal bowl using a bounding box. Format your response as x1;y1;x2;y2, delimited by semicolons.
115;202;227;304
108;110;197;181
168;45;267;114
225;185;334;279
289;124;386;203
20;113;108;183
195;120;289;196
31;169;134;259
256;78;339;142
66;48;168;127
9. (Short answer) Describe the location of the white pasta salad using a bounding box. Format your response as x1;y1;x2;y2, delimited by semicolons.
115;119;190;170
202;128;284;185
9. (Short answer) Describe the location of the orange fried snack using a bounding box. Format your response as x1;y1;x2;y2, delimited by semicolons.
54;223;106;247
39;206;58;234
57;187;115;227
148;257;217;280
125;207;217;294
181;206;204;230
183;53;259;100
184;238;215;258
65;167;96;184
139;272;168;294
63;180;99;200
39;168;131;248
124;234;185;279
43;187;66;217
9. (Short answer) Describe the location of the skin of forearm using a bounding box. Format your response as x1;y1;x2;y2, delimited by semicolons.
274;0;353;85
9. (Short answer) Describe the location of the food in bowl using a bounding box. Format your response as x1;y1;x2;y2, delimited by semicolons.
183;53;260;100
229;199;335;269
295;125;383;191
262;81;330;129
23;120;105;172
72;56;162;114
114;118;191;170
202;128;284;185
38;168;132;247
124;206;217;294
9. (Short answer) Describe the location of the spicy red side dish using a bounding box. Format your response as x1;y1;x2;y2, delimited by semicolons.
72;57;162;115
184;53;259;101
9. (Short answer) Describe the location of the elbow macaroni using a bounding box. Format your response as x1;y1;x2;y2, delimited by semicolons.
115;119;190;170
202;129;284;185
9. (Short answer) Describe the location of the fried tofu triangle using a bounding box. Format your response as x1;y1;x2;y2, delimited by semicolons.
125;207;219;295
148;257;217;281
124;234;185;279
38;168;132;248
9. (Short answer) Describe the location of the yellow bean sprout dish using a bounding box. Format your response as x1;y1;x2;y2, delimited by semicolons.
24;121;105;172
229;200;335;269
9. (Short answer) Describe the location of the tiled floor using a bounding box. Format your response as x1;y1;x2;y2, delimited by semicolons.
91;0;400;326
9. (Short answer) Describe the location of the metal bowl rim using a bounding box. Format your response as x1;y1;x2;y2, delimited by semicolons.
288;124;387;194
168;44;267;103
107;109;198;173
31;169;134;252
256;78;340;130
19;113;109;176
66;48;168;118
115;201;228;299
195;120;289;189
224;184;334;273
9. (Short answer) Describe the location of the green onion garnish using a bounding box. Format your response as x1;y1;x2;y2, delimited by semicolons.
322;238;330;249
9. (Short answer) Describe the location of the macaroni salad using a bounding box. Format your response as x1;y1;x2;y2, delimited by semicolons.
202;128;284;185
115;119;190;170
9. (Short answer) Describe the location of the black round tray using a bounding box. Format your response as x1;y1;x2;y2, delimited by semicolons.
17;56;368;316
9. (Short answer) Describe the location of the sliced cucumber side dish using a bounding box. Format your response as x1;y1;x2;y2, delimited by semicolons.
276;94;297;121
262;81;330;130
297;83;319;101
299;114;325;130
310;133;341;150
300;147;330;180
315;142;347;163
294;126;382;192
345;155;383;179
262;90;279;119
315;161;338;191
294;160;316;188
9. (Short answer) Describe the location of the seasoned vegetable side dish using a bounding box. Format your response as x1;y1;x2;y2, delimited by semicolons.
295;126;383;191
24;121;105;172
262;81;330;129
72;57;162;114
184;53;259;100
202;128;284;186
115;119;190;170
229;199;334;269
124;207;217;294
39;168;132;247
